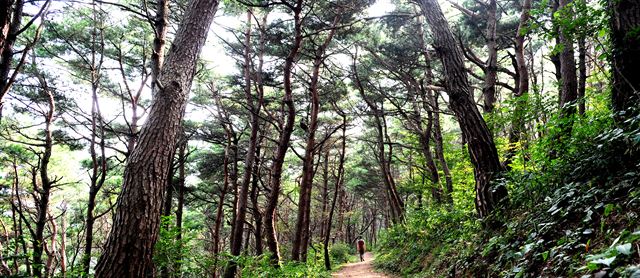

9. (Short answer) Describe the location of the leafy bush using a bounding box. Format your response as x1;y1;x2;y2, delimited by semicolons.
330;243;353;265
375;111;640;277
224;252;331;278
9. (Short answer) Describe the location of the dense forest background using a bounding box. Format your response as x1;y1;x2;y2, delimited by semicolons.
0;0;639;277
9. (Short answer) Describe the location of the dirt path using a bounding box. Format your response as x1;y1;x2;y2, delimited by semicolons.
332;252;391;278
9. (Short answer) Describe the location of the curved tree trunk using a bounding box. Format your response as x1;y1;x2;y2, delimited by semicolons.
94;0;219;276
418;0;507;218
483;0;498;113
32;71;56;278
324;113;347;270
0;0;24;120
264;0;303;265
505;0;532;167
225;9;261;277
291;13;341;262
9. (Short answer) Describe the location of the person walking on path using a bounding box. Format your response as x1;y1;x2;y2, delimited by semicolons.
356;237;366;262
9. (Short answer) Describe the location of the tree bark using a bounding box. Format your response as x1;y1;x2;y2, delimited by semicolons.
83;8;108;273
505;0;532;167
418;0;507;218
577;35;586;116
324;113;347;270
0;0;23;120
150;0;168;90
292;13;340;262
483;0;498;113
558;0;578;111
264;0;303;264
250;141;263;255
550;0;563;87
319;152;329;241
173;140;186;276
610;0;640;125
225;9;262;277
60;213;67;277
353;59;404;222
94;0;219;276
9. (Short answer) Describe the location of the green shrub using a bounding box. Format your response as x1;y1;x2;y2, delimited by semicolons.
375;111;640;277
330;243;353;265
227;252;331;278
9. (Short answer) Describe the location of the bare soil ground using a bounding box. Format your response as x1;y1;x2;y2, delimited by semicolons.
331;252;391;278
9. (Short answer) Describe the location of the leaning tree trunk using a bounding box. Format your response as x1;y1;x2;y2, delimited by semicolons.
505;0;532;167
416;20;453;204
292;14;340;262
94;0;219;276
32;77;56;278
610;0;640;126
549;0;563;89
353;63;404;222
418;0;507;218
264;0;303;265
324;113;347;270
483;0;498;113
225;10;261;277
0;0;24;120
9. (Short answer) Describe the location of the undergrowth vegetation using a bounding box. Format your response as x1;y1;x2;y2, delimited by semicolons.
375;111;640;277
154;226;355;278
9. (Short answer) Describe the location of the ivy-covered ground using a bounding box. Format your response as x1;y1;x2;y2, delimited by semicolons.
374;112;640;277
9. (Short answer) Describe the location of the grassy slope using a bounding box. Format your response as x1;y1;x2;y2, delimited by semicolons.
375;118;640;277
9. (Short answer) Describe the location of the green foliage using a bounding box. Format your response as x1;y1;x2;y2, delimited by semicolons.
581;231;640;273
376;107;640;277
153;216;189;273
329;243;354;265
219;252;332;278
375;207;479;276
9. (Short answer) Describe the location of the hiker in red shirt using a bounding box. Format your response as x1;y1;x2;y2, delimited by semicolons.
356;237;366;262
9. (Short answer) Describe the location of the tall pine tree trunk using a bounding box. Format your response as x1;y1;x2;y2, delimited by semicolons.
225;9;261;277
0;0;24;120
418;0;507;218
577;35;587;116
558;0;578;124
31;72;56;278
610;0;640;125
505;0;532;167
94;0;219;276
291;14;340;262
264;0;303;264
483;0;498;113
324;113;347;270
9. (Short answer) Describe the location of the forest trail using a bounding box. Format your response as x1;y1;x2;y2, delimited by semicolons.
332;252;390;278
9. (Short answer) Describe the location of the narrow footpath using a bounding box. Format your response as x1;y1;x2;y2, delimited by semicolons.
332;252;391;278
